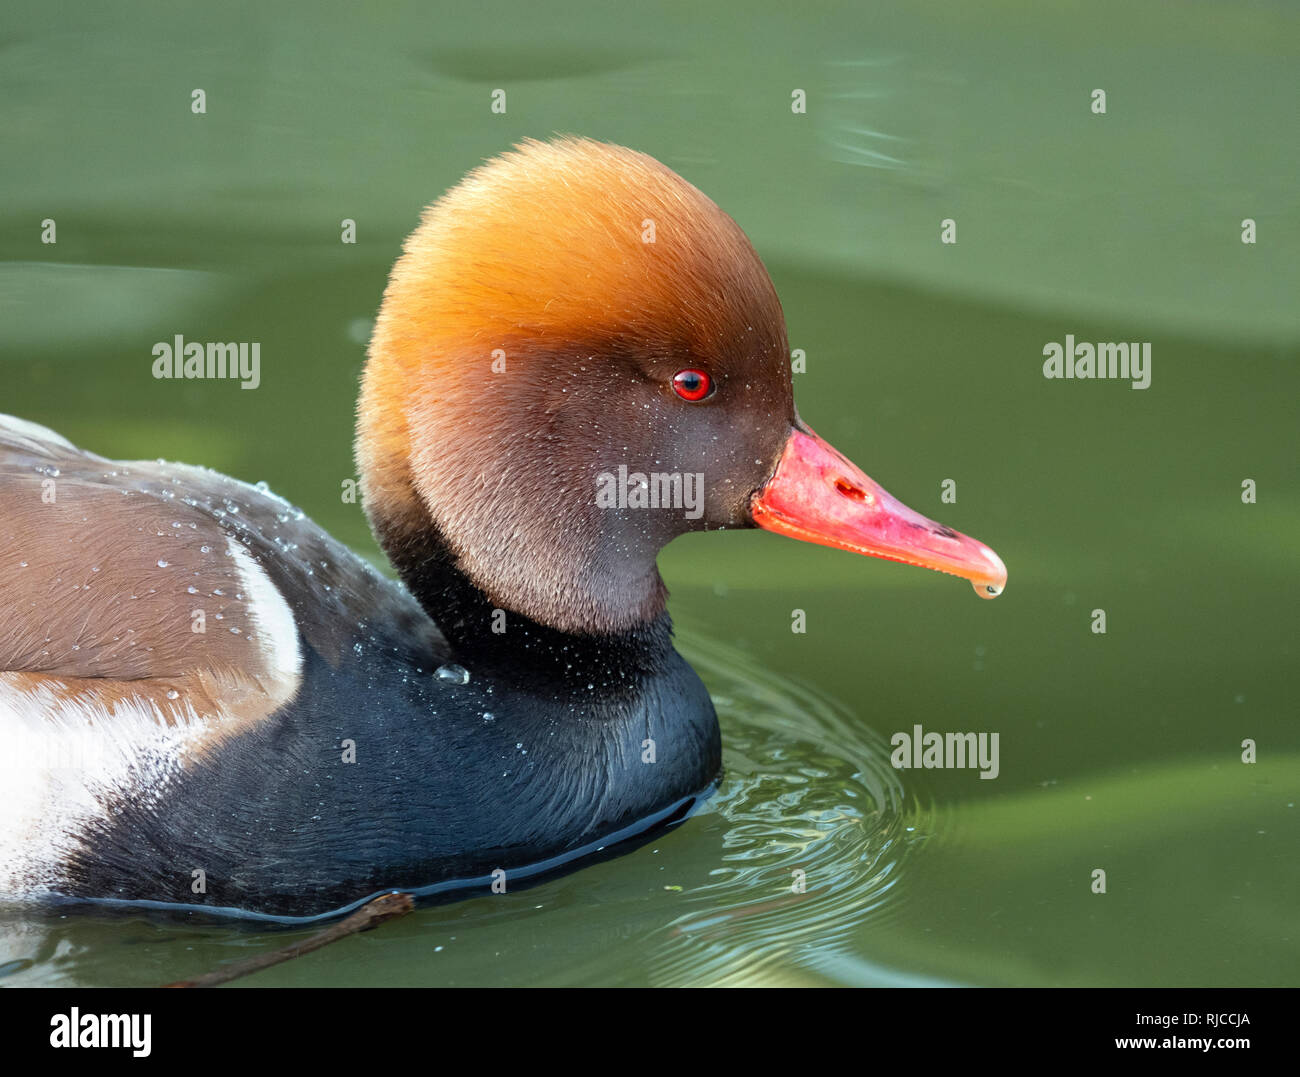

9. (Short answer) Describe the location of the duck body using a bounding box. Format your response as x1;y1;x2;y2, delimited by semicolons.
4;137;1005;919
0;418;717;919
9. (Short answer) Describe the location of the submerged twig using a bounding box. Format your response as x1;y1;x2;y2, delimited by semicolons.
163;892;415;988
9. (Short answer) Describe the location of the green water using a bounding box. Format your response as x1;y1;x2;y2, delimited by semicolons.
1;0;1296;986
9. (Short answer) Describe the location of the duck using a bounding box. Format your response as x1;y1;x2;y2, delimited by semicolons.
0;137;1006;920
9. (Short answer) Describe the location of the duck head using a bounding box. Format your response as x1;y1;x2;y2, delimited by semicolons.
358;137;1005;640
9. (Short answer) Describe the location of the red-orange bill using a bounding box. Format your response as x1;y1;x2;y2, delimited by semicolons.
750;427;1007;599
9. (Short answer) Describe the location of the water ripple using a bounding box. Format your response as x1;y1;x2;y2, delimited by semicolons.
644;631;934;986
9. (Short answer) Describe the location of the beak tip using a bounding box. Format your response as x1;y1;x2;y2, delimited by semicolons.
970;545;1008;599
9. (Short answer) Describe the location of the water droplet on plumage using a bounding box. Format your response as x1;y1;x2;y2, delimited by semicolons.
436;664;470;685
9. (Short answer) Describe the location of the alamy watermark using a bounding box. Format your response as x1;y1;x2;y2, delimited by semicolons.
1042;336;1151;389
891;723;1000;779
151;335;261;389
595;465;703;519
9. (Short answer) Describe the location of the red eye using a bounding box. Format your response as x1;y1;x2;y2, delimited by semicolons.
672;368;713;402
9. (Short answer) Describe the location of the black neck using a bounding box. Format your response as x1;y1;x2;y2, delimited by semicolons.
381;514;676;695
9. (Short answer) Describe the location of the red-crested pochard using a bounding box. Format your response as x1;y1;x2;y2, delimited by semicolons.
0;138;1005;919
